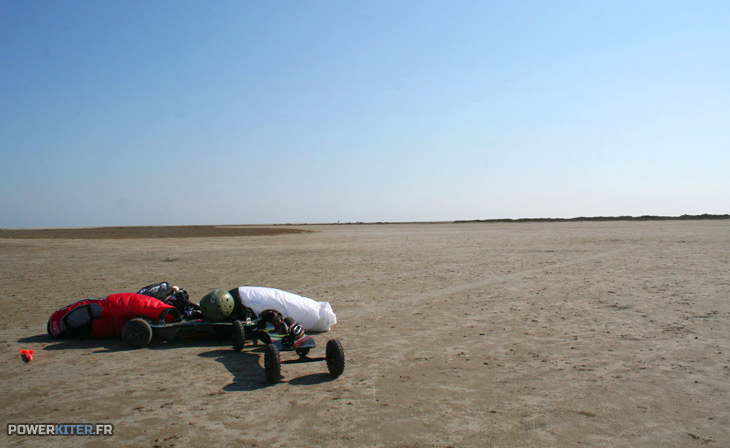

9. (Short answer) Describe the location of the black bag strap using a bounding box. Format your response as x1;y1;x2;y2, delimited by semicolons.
158;307;182;324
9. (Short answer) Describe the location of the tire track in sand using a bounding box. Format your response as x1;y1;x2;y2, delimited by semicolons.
396;248;626;306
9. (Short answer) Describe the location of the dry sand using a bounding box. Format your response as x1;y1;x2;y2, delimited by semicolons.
1;221;729;447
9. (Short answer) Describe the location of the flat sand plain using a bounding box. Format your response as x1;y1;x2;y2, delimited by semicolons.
1;221;729;447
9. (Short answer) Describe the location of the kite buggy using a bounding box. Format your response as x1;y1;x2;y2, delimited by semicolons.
48;284;344;384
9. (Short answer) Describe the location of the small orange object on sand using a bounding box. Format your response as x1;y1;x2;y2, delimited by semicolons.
20;350;34;363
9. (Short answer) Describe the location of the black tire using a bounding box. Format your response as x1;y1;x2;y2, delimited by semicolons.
121;318;153;349
284;317;295;327
264;343;281;384
295;348;310;358
232;320;245;352
47;319;53;338
326;339;345;378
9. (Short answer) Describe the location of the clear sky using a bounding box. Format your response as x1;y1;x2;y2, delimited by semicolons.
1;1;728;228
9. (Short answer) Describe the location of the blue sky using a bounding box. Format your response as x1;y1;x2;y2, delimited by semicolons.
1;1;728;228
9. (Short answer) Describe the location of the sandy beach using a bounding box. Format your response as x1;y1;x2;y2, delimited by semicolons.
1;221;729;447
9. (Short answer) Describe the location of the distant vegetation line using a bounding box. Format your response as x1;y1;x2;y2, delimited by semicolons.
454;213;730;224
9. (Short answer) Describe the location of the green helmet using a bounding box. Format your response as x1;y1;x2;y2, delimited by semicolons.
199;289;235;321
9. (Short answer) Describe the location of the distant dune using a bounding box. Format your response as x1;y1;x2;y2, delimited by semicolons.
0;225;312;239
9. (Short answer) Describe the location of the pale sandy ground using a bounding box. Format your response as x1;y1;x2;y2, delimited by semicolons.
1;221;729;447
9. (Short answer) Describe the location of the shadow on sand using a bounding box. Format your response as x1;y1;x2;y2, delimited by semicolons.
198;348;271;391
18;332;233;354
199;346;336;391
18;334;335;390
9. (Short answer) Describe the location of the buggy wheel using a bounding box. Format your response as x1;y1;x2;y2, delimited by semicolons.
264;343;281;384
326;339;345;378
47;319;53;338
122;318;153;349
232;320;245;352
295;348;310;358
